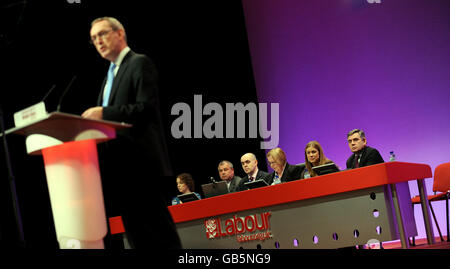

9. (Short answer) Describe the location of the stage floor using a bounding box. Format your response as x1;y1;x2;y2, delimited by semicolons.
376;236;449;249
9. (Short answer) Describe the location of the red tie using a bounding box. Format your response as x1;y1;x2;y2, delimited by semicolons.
249;176;254;182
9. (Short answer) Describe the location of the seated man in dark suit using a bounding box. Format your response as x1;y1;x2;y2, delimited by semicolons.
265;147;304;185
217;160;242;193
346;129;384;169
236;153;269;191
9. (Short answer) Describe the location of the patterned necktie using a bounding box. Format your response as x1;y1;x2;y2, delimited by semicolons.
249;176;254;182
102;63;116;106
354;154;360;168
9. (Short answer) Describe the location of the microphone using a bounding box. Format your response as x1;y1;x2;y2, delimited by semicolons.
210;177;217;183
41;84;57;103
56;75;77;112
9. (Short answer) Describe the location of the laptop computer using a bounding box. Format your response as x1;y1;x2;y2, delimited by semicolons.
243;179;269;190
176;192;200;203
201;181;229;198
311;162;340;176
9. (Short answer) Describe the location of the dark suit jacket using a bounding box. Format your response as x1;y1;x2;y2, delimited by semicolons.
96;50;179;249
236;170;270;192
227;176;242;193
97;50;172;177
346;146;384;169
265;163;304;185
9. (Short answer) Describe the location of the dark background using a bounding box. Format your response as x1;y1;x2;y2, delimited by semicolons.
0;0;266;248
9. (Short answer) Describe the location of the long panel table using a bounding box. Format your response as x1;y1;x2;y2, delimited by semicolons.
168;162;434;249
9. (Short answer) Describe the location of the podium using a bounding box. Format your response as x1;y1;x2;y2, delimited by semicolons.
5;111;131;249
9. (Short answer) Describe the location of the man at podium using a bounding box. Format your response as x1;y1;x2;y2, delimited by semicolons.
82;17;180;249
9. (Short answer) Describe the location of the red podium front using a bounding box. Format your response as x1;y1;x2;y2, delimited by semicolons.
6;112;131;249
169;162;434;249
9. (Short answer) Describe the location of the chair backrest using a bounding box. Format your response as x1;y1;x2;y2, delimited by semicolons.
433;162;450;193
295;163;306;170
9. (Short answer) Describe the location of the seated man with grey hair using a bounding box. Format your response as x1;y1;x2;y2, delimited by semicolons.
346;129;384;169
217;160;242;193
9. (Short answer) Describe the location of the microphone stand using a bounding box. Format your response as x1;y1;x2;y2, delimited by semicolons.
0;1;28;247
0;105;25;247
210;177;218;190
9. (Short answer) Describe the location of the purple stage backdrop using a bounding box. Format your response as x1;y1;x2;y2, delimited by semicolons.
242;0;450;239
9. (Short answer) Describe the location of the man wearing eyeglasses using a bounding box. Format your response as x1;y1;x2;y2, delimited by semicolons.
82;17;180;249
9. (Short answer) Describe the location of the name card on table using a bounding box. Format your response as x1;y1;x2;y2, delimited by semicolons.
13;102;48;128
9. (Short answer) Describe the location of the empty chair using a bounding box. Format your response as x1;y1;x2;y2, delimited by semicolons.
411;162;450;244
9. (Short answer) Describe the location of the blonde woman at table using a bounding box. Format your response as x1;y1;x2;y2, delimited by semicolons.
266;147;304;185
